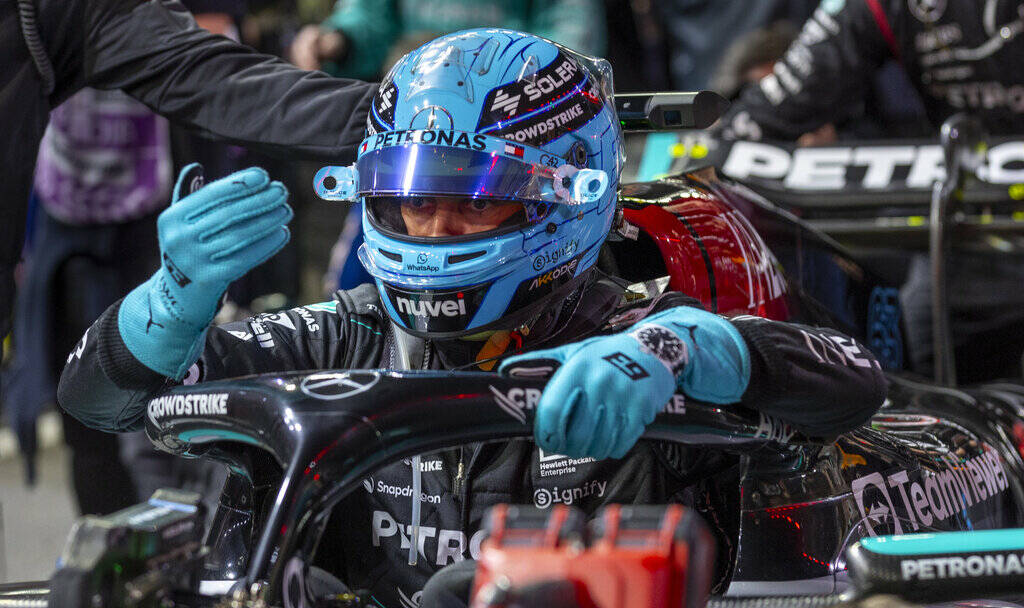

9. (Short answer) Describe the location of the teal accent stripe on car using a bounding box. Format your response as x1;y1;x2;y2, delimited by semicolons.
862;529;1024;555
178;428;264;448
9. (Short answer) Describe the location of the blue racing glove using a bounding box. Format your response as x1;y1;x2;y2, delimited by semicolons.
119;164;292;379
499;306;751;460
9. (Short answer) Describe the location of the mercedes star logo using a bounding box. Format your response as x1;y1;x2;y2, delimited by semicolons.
299;371;381;400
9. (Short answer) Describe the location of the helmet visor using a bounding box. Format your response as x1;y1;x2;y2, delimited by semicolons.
314;131;609;207
355;143;564;204
366;196;549;239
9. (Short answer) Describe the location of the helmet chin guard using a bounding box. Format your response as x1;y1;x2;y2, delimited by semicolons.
315;29;624;338
360;238;594;339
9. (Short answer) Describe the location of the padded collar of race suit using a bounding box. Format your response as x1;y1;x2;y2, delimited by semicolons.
427;272;625;370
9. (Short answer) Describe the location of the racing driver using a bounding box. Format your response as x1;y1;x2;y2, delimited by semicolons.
58;30;888;607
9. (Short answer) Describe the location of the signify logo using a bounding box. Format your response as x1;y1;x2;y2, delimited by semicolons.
532;239;579;271
533;479;607;508
396;295;467;318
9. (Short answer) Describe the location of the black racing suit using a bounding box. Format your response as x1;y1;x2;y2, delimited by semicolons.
0;0;375;345
58;276;887;606
718;0;1024;140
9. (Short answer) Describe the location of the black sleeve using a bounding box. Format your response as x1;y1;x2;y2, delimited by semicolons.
57;299;361;432
76;0;375;162
730;315;888;437
716;2;894;141
644;294;887;437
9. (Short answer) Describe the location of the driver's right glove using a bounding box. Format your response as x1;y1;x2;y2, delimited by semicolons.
500;306;750;460
118;164;292;379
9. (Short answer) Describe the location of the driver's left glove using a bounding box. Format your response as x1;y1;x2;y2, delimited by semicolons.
499;306;750;460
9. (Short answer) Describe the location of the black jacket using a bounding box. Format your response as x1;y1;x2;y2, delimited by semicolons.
59;276;887;605
718;0;1024;141
0;0;376;340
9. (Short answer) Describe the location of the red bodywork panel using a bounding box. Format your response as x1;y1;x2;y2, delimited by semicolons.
623;189;789;320
472;504;714;608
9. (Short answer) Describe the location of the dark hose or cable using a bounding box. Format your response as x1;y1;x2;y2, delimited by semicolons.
930;114;987;386
929;177;956;387
931;115;971;386
16;0;55;96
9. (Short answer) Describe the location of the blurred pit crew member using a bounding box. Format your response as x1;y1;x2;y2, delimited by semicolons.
288;0;605;79
0;0;376;363
717;0;1024;382
709;20;840;146
58;30;888;607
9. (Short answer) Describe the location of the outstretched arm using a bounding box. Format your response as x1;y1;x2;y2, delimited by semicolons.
64;0;376;162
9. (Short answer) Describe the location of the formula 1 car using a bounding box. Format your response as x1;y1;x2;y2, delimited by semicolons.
6;368;1024;608
4;94;1024;608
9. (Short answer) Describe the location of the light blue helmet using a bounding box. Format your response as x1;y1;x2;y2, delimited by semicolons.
315;28;623;337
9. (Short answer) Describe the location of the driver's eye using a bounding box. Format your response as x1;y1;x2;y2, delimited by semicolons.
467;199;491;212
402;198;436;215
